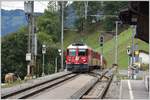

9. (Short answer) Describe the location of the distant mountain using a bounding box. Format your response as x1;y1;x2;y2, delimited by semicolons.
1;6;76;36
1;9;43;36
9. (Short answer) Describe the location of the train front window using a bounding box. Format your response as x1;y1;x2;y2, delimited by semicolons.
78;49;87;56
69;49;76;56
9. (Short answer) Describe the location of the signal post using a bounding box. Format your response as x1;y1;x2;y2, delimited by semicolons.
99;35;104;70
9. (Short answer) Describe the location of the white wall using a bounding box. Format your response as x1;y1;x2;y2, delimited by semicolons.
139;53;149;64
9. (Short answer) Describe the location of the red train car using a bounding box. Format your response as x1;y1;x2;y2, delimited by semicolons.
65;43;107;72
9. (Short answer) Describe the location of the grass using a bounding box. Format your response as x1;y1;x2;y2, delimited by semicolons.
64;27;149;69
1;80;25;88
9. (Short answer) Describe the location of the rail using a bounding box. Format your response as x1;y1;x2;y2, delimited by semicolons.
81;69;114;99
2;72;78;99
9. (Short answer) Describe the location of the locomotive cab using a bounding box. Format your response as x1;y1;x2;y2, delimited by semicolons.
65;43;107;72
66;43;89;72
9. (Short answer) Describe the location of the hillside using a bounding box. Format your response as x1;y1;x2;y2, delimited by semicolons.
64;28;149;69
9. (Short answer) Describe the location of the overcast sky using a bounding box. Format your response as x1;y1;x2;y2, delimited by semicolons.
1;1;49;12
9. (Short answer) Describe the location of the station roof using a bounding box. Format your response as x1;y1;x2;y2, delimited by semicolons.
119;1;149;43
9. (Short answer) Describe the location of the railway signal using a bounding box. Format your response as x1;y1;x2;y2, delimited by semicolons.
99;35;104;68
127;46;131;55
99;35;104;47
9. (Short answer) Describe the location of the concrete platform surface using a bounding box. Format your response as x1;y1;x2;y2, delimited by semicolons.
1;71;71;96
120;80;149;99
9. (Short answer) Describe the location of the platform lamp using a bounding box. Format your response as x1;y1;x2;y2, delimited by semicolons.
56;49;61;72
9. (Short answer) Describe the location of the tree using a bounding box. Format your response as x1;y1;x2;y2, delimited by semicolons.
37;10;60;42
72;1;128;32
102;1;128;31
1;27;28;82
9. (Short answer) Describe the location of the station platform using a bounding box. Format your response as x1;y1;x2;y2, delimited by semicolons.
1;71;71;97
120;80;149;99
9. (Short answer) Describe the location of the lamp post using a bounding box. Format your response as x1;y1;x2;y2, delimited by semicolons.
55;57;58;73
42;44;46;76
61;2;64;71
58;49;62;71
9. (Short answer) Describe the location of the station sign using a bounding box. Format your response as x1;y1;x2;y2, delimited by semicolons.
26;53;31;61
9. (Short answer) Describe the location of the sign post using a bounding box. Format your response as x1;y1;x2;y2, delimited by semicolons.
127;46;131;78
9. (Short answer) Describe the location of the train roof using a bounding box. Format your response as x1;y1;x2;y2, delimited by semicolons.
67;43;91;49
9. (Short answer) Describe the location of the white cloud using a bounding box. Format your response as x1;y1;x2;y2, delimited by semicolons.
1;1;49;12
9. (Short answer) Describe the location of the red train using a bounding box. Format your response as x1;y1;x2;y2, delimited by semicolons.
65;43;107;72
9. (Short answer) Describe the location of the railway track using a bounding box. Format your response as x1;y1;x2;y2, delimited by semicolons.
1;73;78;99
80;69;114;99
2;69;114;99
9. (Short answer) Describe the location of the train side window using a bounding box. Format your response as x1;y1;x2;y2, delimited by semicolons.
78;49;87;56
67;49;69;55
69;49;76;56
86;49;88;55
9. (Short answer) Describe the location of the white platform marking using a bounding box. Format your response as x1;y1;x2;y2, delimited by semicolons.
128;80;134;100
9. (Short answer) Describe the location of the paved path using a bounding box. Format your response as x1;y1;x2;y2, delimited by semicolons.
120;80;149;99
119;70;145;78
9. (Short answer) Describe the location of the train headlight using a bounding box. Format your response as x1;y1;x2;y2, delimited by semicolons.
83;59;87;62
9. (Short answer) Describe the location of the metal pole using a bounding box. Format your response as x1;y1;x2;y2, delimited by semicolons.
27;12;31;76
61;2;64;71
31;1;34;76
28;15;31;54
42;53;45;76
84;1;88;32
55;57;57;73
84;1;88;20
131;25;136;79
25;1;33;77
128;56;131;78
115;21;118;64
131;25;136;66
101;46;103;67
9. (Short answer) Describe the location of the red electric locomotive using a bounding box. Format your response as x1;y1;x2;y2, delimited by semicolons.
65;43;107;72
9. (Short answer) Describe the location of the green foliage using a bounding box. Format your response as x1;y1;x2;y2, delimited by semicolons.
102;17;117;31
73;1;128;32
103;1;128;15
101;1;128;31
37;32;53;45
37;10;60;42
2;2;63;83
1;27;28;82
